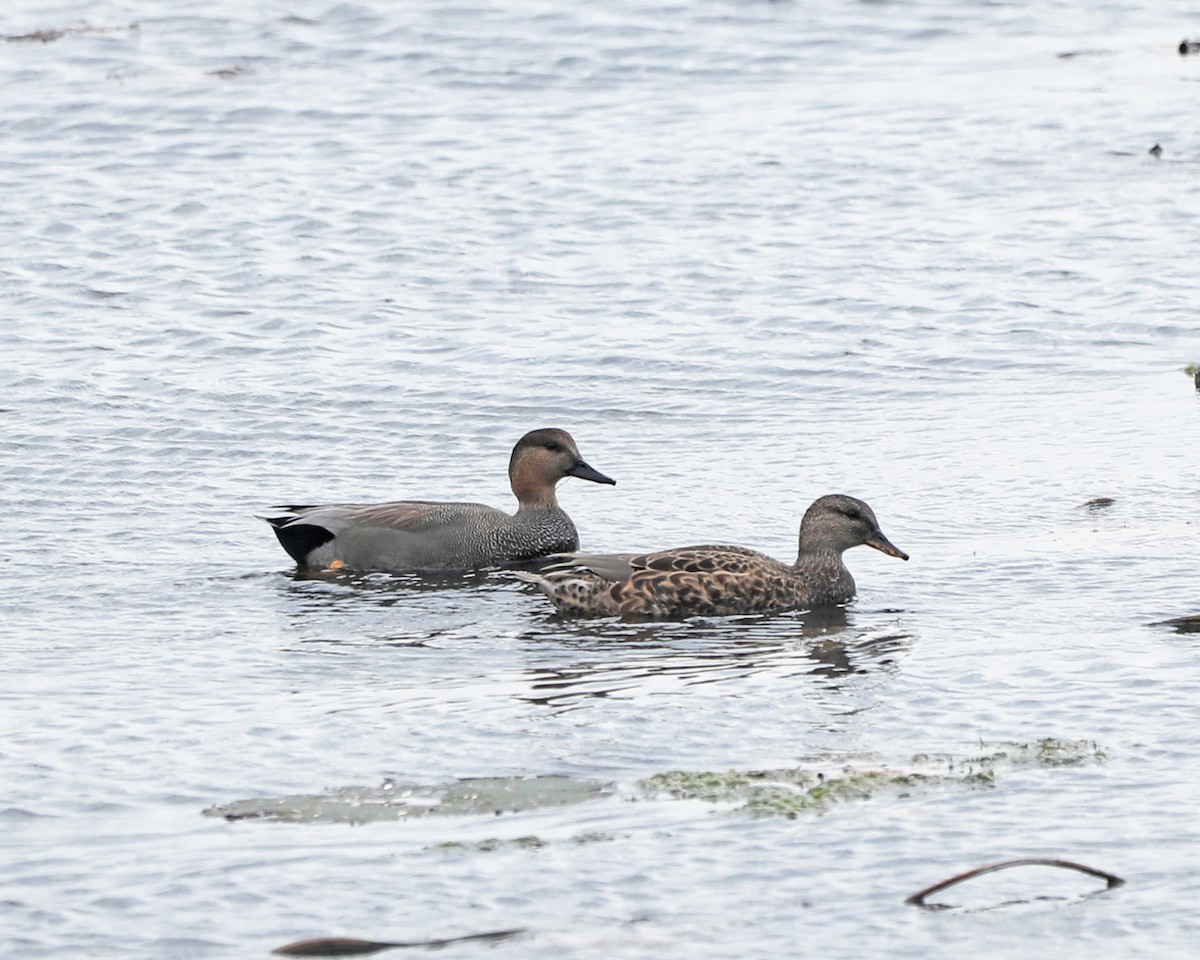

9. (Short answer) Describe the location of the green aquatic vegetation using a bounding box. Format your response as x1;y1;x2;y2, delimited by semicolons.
640;766;993;818
428;830;619;854
638;767;817;803
431;836;547;853
639;738;1100;819
204;775;613;824
748;770;996;818
571;831;620;844
205;740;1103;828
954;737;1106;769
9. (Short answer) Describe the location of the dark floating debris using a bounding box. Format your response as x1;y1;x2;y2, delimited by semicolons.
6;27;67;42
1149;143;1163;158
1180;39;1200;55
272;929;525;957
4;22;138;43
1149;614;1200;634
905;858;1125;910
208;64;250;80
1083;497;1115;510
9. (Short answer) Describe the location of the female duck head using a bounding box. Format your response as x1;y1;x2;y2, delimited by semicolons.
797;493;908;560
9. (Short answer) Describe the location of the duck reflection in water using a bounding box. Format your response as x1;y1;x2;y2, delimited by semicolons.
517;608;911;709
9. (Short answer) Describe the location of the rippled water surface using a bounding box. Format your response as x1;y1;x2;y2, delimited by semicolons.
6;0;1200;956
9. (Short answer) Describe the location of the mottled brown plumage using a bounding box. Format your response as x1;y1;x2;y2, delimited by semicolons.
262;428;615;572
515;494;907;619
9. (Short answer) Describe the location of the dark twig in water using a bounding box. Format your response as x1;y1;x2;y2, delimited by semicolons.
6;28;66;42
208;65;248;79
1149;614;1200;633
905;858;1125;908
4;22;138;43
272;929;526;956
1083;497;1115;510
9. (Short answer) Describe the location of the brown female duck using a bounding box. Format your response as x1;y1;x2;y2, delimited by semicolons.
515;494;907;619
263;428;615;573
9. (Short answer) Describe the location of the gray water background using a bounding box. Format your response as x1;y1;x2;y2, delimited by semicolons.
5;0;1200;956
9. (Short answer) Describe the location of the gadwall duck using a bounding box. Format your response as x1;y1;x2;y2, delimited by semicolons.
515;494;907;619
263;428;615;573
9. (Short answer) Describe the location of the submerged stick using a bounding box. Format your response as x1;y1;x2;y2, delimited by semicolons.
272;928;525;956
905;858;1125;908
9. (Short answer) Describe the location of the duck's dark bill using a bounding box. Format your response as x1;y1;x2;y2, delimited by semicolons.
866;532;909;560
567;461;616;485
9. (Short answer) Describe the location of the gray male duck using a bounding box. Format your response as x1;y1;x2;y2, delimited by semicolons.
264;428;615;573
516;494;906;619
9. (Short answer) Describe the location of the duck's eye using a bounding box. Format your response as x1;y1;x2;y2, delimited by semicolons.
843;508;861;521
545;441;562;452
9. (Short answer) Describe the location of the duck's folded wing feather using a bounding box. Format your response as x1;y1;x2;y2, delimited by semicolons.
274;501;501;535
541;545;769;582
532;552;638;581
633;545;767;576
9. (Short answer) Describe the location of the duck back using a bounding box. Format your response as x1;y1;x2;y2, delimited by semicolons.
274;501;581;572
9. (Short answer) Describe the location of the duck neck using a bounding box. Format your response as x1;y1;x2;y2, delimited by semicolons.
792;545;845;571
510;461;560;512
792;544;857;606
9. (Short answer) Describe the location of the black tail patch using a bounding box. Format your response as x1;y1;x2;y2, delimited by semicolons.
269;520;335;566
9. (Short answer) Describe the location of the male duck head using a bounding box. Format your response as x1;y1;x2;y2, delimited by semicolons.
509;428;615;508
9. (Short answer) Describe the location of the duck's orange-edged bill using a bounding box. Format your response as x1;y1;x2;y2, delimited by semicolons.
865;532;908;561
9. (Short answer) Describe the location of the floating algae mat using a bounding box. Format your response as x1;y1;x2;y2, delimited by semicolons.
431;830;621;854
927;737;1106;769
206;739;1103;825
637;738;1106;818
205;775;613;824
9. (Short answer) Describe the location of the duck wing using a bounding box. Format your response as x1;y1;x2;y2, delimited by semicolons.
631;545;770;576
540;545;771;584
268;500;504;536
536;552;642;582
